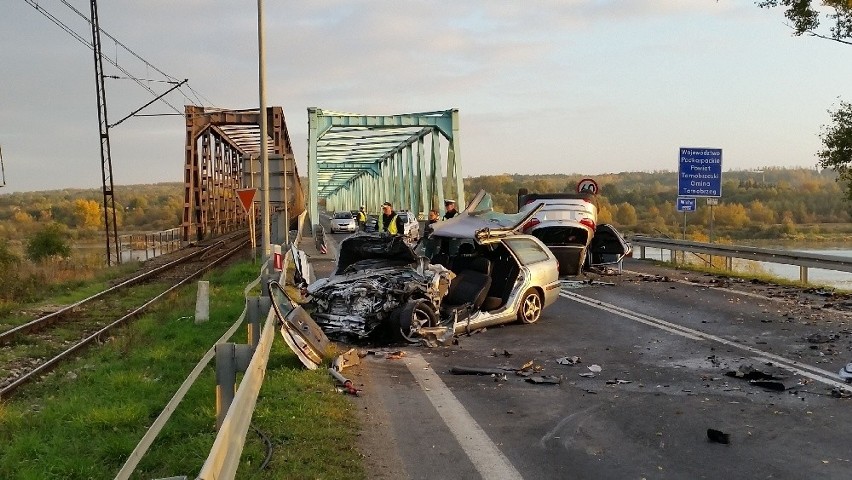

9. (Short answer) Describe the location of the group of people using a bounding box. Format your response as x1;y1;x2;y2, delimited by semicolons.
354;199;458;235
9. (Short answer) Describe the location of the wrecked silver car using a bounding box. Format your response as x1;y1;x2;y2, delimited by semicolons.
304;234;450;341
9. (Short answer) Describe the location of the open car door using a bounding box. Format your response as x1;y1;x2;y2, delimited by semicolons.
588;224;631;266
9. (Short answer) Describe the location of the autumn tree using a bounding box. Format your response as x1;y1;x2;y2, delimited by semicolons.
614;202;637;226
72;199;102;229
761;1;852;202
817;100;852;202
759;1;852;44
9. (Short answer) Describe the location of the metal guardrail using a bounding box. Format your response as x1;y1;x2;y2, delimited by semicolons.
118;227;182;262
632;235;852;284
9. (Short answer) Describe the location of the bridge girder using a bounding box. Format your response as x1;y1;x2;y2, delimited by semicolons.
183;105;304;242
307;108;463;222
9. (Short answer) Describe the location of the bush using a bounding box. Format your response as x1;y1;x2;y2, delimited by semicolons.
26;223;71;262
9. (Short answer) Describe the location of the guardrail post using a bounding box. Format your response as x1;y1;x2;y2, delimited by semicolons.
245;296;269;349
215;342;255;431
800;266;809;284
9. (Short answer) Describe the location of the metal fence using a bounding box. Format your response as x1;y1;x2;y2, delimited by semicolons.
118;227;182;262
632;235;852;284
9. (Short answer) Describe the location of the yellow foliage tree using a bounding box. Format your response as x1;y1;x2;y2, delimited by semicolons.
72;199;103;229
614;202;637;226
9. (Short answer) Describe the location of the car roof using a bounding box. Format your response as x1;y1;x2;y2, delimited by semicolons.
428;190;543;242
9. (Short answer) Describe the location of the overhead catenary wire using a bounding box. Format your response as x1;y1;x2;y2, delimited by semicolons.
23;0;213;113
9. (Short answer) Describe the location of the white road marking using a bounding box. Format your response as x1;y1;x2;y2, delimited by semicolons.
559;290;852;393
404;353;524;480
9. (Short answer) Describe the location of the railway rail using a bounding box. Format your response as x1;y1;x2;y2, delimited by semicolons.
0;230;251;399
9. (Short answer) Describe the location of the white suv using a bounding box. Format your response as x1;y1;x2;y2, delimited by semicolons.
396;210;420;239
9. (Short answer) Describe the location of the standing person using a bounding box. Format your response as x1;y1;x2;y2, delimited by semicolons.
378;201;404;235
443;199;458;220
357;206;367;230
427;209;439;225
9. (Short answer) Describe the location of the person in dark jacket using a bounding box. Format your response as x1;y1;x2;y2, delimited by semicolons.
427;209;440;225
443;199;458;220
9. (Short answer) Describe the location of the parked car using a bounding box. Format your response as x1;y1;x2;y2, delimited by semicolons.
517;192;597;276
330;211;357;233
364;216;378;232
397;210;421;239
417;189;561;331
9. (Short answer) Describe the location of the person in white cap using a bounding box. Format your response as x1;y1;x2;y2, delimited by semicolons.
443;199;458;220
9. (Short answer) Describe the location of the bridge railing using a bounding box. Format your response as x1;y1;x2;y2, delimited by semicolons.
631;235;852;284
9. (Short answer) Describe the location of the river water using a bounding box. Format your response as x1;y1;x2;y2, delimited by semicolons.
640;243;852;292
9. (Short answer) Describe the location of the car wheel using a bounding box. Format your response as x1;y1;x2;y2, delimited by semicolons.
396;299;438;343
517;288;543;324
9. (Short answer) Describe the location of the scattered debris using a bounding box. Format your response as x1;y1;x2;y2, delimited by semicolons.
724;364;794;391
588;364;602;373
838;362;852;383
578;372;596;378
806;333;837;344
386;351;406;360
829;388;852;398
525;375;562;385
707;428;730;444
450;366;510;376
606;379;632;385
328;367;359;396
418;326;453;348
557;356;581;365
491;350;513;358
332;348;362;371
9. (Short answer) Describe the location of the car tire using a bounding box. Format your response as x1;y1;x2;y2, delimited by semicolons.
517;288;543;324
395;299;439;343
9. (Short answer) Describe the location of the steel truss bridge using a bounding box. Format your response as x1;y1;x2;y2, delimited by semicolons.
308;108;464;222
183;105;304;242
182;106;464;243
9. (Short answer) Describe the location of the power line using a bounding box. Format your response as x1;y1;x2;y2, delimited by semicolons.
23;0;213;112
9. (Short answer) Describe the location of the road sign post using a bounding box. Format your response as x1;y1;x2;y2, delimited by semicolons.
678;148;722;252
676;197;696;241
237;188;258;257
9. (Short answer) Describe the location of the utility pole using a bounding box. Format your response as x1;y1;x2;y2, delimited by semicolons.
257;0;271;260
89;0;120;266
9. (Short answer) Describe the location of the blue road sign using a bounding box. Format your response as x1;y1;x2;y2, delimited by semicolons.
677;197;697;212
678;148;722;197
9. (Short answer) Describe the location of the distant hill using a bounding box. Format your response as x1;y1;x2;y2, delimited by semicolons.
0;169;849;242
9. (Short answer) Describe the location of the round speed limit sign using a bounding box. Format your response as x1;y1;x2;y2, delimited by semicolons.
577;178;599;195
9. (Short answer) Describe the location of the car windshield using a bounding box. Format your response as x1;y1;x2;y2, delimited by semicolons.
398;213;409;222
333;212;353;219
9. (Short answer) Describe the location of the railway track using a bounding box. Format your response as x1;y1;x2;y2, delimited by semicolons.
0;230;251;398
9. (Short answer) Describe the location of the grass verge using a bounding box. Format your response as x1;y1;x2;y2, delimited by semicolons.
0;259;363;480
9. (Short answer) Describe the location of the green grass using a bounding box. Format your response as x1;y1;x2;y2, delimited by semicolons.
0;260;364;480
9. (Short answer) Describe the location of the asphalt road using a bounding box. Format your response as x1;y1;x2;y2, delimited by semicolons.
327;247;852;480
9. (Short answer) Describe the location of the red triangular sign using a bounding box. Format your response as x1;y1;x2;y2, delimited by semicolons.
236;188;257;213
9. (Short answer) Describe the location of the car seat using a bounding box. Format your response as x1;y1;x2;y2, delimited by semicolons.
440;256;492;331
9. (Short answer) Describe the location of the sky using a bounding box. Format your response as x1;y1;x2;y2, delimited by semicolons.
1;1;851;194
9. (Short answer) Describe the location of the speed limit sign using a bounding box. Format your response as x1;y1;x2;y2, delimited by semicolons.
577;178;599;195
